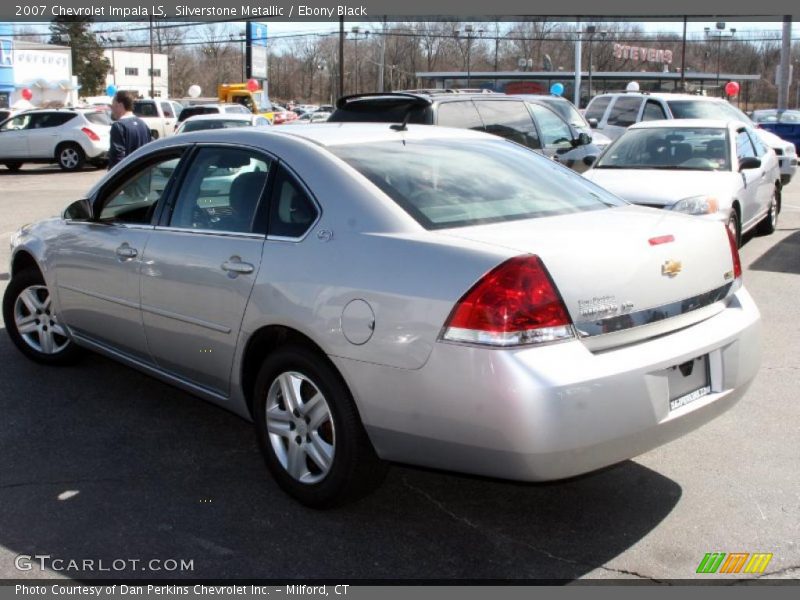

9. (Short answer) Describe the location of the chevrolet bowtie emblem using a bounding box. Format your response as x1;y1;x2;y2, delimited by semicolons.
662;260;682;278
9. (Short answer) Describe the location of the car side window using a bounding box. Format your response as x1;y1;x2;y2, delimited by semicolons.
160;102;174;118
607;97;644;127
642;100;667;121
134;102;158;118
169;147;270;234
527;103;573;147
98;154;184;224
474;101;541;150
1;114;31;130
736;129;756;160
584;96;611;123
268;166;319;239
747;129;768;157
436;101;484;131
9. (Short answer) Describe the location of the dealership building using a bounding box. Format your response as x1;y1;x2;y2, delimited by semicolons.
104;48;169;98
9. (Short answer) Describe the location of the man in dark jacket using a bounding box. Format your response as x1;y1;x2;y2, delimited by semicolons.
108;91;152;169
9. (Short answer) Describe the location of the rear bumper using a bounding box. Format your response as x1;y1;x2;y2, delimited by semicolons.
333;286;761;481
779;156;797;183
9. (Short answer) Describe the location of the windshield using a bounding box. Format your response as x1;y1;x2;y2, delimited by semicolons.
752;110;800;124
251;91;273;112
182;119;251;132
595;127;730;171
667;99;752;124
536;98;587;128
330;139;625;230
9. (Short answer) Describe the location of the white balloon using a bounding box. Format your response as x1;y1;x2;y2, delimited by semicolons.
188;85;202;98
625;81;640;92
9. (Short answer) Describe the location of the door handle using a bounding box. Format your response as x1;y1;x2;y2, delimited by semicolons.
222;258;254;275
115;244;138;259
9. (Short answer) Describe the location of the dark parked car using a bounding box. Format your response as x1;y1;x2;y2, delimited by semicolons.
752;109;800;154
328;90;603;172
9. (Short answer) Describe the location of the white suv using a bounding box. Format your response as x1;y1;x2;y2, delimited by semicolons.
585;92;797;184
0;108;111;171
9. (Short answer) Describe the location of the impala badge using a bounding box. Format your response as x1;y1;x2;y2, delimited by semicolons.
662;260;682;278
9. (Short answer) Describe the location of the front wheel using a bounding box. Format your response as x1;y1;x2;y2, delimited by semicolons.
56;143;85;171
2;269;82;364
756;188;779;236
253;345;387;508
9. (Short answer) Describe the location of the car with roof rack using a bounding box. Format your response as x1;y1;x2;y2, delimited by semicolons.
328;90;604;172
584;91;797;184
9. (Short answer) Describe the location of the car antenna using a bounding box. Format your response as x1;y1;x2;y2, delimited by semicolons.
390;110;412;132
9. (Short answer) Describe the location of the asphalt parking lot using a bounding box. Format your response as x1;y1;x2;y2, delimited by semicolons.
0;163;798;582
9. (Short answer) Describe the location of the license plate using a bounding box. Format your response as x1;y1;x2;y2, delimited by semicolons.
667;355;711;411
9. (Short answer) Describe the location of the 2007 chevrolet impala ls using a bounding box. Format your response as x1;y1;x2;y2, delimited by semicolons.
3;124;761;507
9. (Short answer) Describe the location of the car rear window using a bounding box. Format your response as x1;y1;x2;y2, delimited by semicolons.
84;111;111;125
667;100;748;122
330;139;624;230
182;119;251;132
133;101;158;118
178;106;220;122
329;99;429;124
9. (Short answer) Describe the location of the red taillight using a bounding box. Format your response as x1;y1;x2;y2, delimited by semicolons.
648;234;675;246
81;127;100;141
724;224;742;280
442;255;574;346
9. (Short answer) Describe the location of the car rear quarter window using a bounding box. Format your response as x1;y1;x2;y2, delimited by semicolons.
606;97;643;127
474;100;541;150
268;167;319;239
84;111;111;126
435;101;484;130
584;96;612;122
330;138;624;230
133;102;158;118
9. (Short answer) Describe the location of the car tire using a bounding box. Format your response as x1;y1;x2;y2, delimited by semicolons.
253;344;387;508
56;143;86;171
727;210;741;249
4;161;23;172
2;269;82;365
756;188;779;236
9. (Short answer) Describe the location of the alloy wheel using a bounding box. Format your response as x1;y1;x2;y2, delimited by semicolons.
265;371;336;484
13;285;70;354
60;148;79;169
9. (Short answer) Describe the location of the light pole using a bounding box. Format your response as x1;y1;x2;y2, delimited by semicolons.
454;24;484;88
350;26;369;94
229;31;246;81
704;23;736;90
585;25;607;103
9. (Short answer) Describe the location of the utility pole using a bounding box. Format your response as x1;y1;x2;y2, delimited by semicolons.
574;23;582;107
680;16;687;91
149;15;155;98
338;17;344;99
378;17;386;92
778;15;792;110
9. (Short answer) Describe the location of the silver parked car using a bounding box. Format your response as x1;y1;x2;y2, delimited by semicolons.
583;119;782;247
3;124;761;507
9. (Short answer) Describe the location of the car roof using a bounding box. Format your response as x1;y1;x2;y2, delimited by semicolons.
158;123;497;149
628;118;746;130
596;92;727;102
335;90;513;110
182;113;254;122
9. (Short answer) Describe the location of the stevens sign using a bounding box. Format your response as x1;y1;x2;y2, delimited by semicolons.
614;44;673;65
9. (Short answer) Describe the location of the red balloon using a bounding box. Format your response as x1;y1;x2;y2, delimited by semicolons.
21;88;33;101
246;78;259;92
725;81;740;97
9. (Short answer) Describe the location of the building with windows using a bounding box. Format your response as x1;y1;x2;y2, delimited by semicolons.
104;49;168;98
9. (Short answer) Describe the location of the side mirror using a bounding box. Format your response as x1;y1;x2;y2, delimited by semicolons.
573;132;592;147
739;156;761;171
587;118;598;129
583;155;597;167
64;198;93;220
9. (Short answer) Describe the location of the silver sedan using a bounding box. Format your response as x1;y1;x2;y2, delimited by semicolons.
583;119;782;247
3;124;761;507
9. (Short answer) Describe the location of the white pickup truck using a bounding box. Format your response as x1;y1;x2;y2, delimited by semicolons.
132;99;184;139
